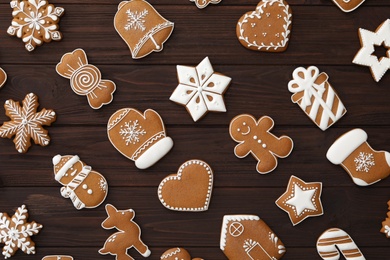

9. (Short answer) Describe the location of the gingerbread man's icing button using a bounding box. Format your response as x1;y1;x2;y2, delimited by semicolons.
229;115;293;174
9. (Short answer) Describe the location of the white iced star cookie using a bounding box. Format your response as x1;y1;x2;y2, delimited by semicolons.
275;175;323;225
353;19;390;82
170;57;231;122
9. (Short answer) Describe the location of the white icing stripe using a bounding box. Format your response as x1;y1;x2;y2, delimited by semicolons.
61;186;86;210
55;156;80;181
66;166;91;190
160;248;180;259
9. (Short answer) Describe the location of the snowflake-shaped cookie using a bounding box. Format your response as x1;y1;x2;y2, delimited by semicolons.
0;205;43;259
353;19;390;82
170;57;231;122
7;0;65;52
0;93;56;153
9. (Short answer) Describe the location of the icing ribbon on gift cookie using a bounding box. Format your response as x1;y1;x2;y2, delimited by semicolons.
0;67;7;89
317;228;365;260
190;0;221;9
56;49;116;109
7;0;65;51
52;155;108;210
229;115;293;174
288;66;346;131
99;204;151;259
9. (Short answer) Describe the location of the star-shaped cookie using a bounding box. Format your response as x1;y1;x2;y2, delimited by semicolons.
275;175;323;225
353;19;390;82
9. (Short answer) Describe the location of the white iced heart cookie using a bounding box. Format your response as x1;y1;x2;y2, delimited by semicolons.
236;0;292;52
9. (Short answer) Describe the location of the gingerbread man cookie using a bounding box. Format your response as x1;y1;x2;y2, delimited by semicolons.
52;155;108;210
0;205;43;259
7;0;64;52
229;115;293;174
236;0;292;52
160;248;203;260
99;204;151;259
190;0;221;9
332;0;365;12
0;93;56;153
0;68;7;89
56;49;116;109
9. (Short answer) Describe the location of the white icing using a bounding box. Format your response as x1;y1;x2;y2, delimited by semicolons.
285;184;317;215
54;155;80;181
170;57;231;122
160;248;181;259
135;136;173;169
326;129;368;165
189;0;222;9
124;9;148;31
353;19;390;82
119;120;146;145
332;0;366;12
317;228;366;260
229;222;244;237
0;67;7;88
42;256;74;260
354;152;375;172
220;215;260;250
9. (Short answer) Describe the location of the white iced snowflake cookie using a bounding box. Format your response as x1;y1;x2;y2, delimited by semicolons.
52;155;108;210
114;0;174;59
353;19;390;82
7;0;64;52
170;57;231;122
236;0;292;52
0;205;43;259
190;0;221;9
327;129;390;186
107;108;173;169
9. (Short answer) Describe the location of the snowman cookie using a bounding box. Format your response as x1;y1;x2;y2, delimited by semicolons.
236;0;292;52
52;155;108;210
229;115;293;174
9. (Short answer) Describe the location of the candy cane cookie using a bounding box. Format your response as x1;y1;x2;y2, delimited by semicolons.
316;228;365;260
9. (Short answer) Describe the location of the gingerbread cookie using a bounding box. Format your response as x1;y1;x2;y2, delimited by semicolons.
158;159;213;212
114;0;174;59
229;115;293;174
288;66;347;131
353;19;390;82
7;0;64;52
332;0;365;12
161;248;203;260
275;175;323;225
0;68;7;89
170;57;231;122
190;0;221;9
42;256;73;260
107;108;173;169
327;129;390;186
236;0;292;52
0;205;43;259
220;215;286;260
56;49;116;109
317;228;365;260
99;204;151;259
0;93;56;153
52;155;108;210
380;200;390;238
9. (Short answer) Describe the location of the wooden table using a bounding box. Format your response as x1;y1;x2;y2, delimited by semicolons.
0;0;390;259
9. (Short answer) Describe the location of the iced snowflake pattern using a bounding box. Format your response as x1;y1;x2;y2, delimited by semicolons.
119;120;146;145
0;205;42;259
124;9;148;31
7;0;64;52
354;152;375;172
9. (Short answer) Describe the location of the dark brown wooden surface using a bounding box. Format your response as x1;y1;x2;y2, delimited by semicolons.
0;0;390;259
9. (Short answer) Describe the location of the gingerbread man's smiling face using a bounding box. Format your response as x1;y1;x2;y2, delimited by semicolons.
230;115;256;141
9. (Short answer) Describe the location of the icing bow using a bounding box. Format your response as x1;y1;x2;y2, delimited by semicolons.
288;66;326;107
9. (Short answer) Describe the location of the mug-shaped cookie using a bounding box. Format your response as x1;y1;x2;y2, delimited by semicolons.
114;0;174;59
332;0;365;12
107;108;173;169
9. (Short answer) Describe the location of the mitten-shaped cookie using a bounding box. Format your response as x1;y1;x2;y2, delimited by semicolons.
107;108;173;169
52;155;108;209
229;115;293;174
327;129;390;186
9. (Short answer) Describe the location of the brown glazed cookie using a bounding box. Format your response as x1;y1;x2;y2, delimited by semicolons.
56;49;116;109
220;215;286;259
0;93;56;153
52;155;108;210
236;0;292;52
190;0;221;9
0;205;43;258
380;200;390;238
158;160;213;212
0;67;6;89
42;256;73;260
332;0;365;12
7;0;64;51
160;248;203;260
114;0;174;59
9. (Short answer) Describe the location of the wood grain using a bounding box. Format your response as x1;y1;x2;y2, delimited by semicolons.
0;0;390;259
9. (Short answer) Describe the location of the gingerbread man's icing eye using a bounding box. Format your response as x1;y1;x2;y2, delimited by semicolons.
240;122;251;136
237;128;241;132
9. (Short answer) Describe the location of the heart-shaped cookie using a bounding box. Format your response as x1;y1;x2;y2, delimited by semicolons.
332;0;365;12
236;0;292;52
158;160;213;212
